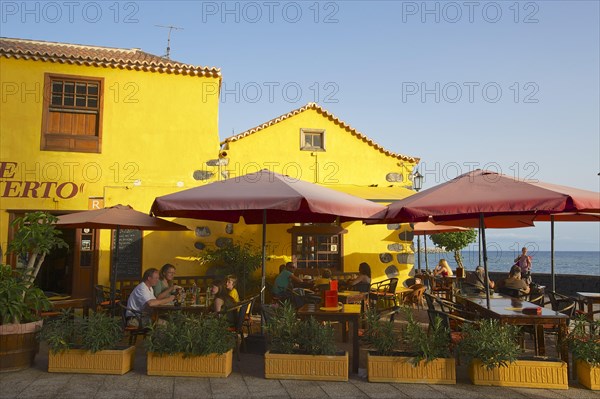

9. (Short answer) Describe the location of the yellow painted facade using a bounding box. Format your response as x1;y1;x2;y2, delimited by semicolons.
218;105;419;283
1;38;420;298
0;43;222;290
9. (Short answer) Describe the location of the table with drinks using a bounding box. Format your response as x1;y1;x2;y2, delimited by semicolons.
151;285;211;321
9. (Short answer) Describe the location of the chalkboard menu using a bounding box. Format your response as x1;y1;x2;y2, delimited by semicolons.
111;229;142;280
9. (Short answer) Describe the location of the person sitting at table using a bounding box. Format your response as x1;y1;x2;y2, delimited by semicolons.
153;263;182;299
225;274;239;302
503;267;530;295
433;259;453;277
210;280;237;325
313;268;332;288
126;268;175;326
466;265;495;291
347;262;372;292
273;262;303;297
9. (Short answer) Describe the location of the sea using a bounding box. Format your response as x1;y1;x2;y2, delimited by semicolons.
417;251;600;276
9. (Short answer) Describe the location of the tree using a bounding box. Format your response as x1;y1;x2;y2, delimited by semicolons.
430;230;477;269
8;212;68;287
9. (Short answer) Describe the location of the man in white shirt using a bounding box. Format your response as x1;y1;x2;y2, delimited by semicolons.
126;268;175;322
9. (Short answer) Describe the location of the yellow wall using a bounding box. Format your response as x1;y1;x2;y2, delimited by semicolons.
212;107;418;284
0;56;221;284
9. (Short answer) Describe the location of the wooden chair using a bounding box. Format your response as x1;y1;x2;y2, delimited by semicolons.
427;309;478;364
403;284;425;309
368;278;399;309
118;302;150;345
424;274;452;300
221;297;256;360
94;284;121;313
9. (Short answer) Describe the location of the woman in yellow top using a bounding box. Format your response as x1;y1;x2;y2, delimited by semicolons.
433;259;453;277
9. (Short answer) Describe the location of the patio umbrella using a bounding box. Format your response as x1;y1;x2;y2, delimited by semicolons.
55;204;189;311
411;221;471;272
375;169;600;307
150;169;387;306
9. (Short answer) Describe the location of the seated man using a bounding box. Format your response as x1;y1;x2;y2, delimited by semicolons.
126;268;175;325
466;266;495;292
272;262;304;306
502;267;530;295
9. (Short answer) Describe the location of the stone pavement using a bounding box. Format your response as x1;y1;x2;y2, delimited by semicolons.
1;343;599;399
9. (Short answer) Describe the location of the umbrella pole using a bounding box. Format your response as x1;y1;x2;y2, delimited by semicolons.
551;216;555;292
110;226;120;316
478;227;482;266
424;237;429;271
417;236;421;273
480;214;490;309
260;210;267;335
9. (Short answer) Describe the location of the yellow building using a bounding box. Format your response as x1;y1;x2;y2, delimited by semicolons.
1;37;420;303
216;103;420;283
0;37;222;299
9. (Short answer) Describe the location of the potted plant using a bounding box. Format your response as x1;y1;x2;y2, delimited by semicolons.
146;312;235;377
264;302;348;381
39;310;135;374
460;319;568;389
0;212;67;372
365;307;455;384
568;316;600;390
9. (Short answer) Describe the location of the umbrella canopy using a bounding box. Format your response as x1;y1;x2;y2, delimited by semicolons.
380;169;599;224
56;204;190;231
55;204;189;312
151;169;387;223
412;221;471;235
151;170;387;309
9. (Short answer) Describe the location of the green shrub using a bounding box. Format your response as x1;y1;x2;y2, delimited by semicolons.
459;318;521;370
0;264;51;325
403;307;451;364
568;316;600;367
363;308;400;356
146;312;235;356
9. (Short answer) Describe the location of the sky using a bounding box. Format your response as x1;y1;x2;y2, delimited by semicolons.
2;0;599;252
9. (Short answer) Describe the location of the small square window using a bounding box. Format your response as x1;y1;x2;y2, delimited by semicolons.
300;129;326;151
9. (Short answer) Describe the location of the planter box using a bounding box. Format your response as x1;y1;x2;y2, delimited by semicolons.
469;359;568;389
576;359;600;390
147;350;232;377
0;321;43;372
48;346;135;375
264;351;348;381
367;353;455;384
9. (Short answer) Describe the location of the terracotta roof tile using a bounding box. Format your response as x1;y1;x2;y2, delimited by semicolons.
0;37;221;78
222;102;420;163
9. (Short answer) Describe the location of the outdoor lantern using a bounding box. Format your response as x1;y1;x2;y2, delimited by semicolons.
412;170;423;192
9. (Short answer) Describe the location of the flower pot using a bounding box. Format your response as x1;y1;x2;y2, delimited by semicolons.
0;321;43;372
576;359;600;390
48;346;135;375
147;350;232;377
264;351;348;381
367;353;455;384
468;358;568;389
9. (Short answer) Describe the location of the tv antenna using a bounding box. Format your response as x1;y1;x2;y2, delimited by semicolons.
155;25;184;59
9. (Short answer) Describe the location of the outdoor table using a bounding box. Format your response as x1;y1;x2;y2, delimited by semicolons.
337;290;367;304
576;292;600;322
456;293;569;363
297;303;362;374
49;298;90;317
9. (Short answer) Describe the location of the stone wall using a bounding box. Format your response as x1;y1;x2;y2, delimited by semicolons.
488;272;600;296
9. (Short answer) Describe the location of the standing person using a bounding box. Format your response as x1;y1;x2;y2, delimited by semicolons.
433;259;453;277
347;262;372;292
153;263;182;299
514;247;532;284
126;268;175;324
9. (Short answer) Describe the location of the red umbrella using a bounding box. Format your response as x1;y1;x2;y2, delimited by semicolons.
377;169;600;306
56;205;189;311
412;221;471;272
151;169;387;304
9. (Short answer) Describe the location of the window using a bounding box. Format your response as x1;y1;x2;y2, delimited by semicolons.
290;224;345;271
41;73;103;153
300;128;325;151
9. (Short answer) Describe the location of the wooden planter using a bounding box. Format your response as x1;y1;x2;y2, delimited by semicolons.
147;350;232;377
469;359;568;389
576;359;600;390
367;353;456;384
48;346;135;375
264;351;348;381
0;321;43;372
